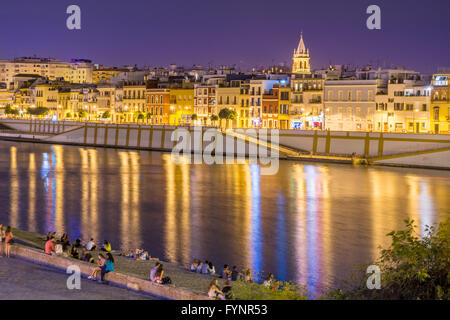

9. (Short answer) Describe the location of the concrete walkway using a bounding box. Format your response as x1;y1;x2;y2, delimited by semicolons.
0;257;157;300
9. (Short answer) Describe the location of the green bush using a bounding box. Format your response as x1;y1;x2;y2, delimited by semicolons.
331;218;449;300
78;110;87;119
27;106;49;116
231;279;309;300
5;105;20;115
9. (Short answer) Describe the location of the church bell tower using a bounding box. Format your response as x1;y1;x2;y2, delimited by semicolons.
292;33;311;75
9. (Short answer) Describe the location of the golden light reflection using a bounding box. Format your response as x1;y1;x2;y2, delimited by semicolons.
163;154;191;265
53;146;64;234
119;151;142;250
234;164;251;269
10;146;19;228
318;166;331;286
292;164;308;286
80;148;99;242
28;153;36;232
406;174;436;237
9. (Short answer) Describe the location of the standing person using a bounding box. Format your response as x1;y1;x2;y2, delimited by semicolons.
231;266;241;281
222;265;232;280
4;226;13;258
244;269;253;283
0;224;5;256
88;254;105;281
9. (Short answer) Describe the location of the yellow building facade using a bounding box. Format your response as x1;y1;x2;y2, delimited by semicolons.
431;74;450;134
169;88;194;125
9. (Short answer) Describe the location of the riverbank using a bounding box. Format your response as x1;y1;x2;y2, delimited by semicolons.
1;118;449;170
8;227;224;300
0;257;156;300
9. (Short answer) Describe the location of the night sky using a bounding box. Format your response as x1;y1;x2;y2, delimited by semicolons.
0;0;449;73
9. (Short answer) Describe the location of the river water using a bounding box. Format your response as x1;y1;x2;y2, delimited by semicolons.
1;141;448;296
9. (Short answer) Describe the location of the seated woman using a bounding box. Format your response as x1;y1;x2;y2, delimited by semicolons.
190;259;200;272
207;262;216;275
201;260;209;274
137;250;150;261
208;279;225;300
101;253;114;282
196;261;204;273
150;262;163;284
101;240;112;252
70;246;79;259
54;241;63;255
88;254;106;281
222;280;234;300
72;238;82;248
263;273;275;287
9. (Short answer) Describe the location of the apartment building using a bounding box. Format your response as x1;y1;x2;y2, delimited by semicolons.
324;80;377;131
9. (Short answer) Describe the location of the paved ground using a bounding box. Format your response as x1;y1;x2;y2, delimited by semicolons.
0;257;158;300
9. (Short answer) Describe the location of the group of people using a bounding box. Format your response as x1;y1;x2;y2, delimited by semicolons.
191;259;279;299
120;248;158;262
0;224;14;258
44;233;111;265
190;259;216;275
88;253;115;282
150;262;171;284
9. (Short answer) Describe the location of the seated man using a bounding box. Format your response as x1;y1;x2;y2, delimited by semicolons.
86;238;97;251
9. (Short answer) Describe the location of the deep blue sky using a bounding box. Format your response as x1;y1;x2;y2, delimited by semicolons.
0;0;449;73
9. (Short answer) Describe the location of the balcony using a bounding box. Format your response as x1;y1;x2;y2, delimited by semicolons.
309;99;322;104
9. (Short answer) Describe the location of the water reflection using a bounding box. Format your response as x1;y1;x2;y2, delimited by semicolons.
164;154;191;265
10;146;19;228
1;142;448;295
119;151;141;250
28;153;36;232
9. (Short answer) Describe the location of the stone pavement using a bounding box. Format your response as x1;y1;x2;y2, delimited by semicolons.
0;256;157;300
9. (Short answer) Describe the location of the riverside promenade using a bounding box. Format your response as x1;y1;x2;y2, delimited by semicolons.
0;257;156;300
7;228;221;300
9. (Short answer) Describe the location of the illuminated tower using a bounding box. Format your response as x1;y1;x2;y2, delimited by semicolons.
292;33;311;75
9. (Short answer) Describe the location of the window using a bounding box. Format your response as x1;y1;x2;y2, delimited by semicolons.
406;104;414;111
394;103;404;111
433;107;439;121
422;104;427;112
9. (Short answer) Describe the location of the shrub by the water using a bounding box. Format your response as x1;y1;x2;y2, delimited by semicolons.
330;218;449;300
230;271;309;300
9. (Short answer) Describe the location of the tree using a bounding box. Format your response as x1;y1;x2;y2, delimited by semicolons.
191;114;198;121
102;111;111;119
331;218;450;300
78;110;87;119
27;107;49;116
137;113;145;120
218;108;237;128
5;105;20;115
66;112;72;118
210;114;219;126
